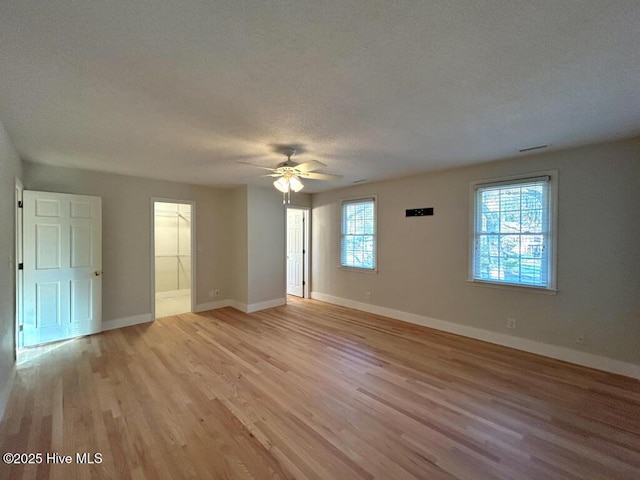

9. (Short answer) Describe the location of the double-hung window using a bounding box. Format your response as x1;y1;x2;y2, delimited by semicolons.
471;174;556;290
341;198;376;270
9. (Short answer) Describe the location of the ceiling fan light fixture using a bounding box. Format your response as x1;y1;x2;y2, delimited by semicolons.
252;146;338;202
274;177;290;193
289;175;304;192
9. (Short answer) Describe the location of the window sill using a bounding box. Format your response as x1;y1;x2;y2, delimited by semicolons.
338;266;378;275
466;279;557;295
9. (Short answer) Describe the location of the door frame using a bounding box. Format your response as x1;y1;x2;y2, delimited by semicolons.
285;206;310;299
150;198;196;319
14;179;23;354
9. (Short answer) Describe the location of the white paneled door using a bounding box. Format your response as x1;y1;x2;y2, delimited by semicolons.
22;191;102;347
286;208;304;297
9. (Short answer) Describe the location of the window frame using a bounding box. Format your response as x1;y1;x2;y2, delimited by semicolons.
339;196;378;273
468;171;558;293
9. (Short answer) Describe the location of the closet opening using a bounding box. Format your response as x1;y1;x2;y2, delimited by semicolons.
152;200;194;318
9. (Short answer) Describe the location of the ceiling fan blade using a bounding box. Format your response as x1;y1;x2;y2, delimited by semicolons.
237;161;277;172
295;160;326;173
259;173;283;177
301;172;343;181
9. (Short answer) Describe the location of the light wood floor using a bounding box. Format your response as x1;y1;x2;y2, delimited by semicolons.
1;298;639;479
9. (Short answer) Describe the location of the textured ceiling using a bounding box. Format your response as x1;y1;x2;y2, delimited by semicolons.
1;1;639;192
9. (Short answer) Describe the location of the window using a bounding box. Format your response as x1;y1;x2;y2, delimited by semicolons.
471;174;556;289
341;198;376;270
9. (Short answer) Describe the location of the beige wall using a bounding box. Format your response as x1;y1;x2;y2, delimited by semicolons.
0;119;22;415
311;139;640;365
8;135;638;378
288;191;312;208
228;185;290;307
247;186;286;305
229;186;248;304
24;162;234;321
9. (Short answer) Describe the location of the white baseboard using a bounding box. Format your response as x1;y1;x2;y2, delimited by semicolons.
100;297;286;333
229;300;248;312
311;292;640;380
246;298;285;313
0;365;16;423
101;313;153;332
221;298;286;313
195;300;232;312
195;298;284;314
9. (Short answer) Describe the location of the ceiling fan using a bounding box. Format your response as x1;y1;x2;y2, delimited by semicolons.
240;148;341;203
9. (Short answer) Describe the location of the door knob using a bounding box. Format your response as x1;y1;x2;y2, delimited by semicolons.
93;271;102;276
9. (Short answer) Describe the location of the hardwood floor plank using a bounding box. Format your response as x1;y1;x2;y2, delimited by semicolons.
1;298;639;479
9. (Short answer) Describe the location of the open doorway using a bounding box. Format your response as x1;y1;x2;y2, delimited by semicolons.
152;200;194;318
286;207;309;298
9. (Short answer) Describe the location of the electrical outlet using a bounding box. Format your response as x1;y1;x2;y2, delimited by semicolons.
365;291;371;300
576;335;585;345
507;318;516;329
214;290;220;297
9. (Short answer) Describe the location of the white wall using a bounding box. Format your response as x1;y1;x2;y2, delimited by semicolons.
311;139;640;367
24;162;234;321
0;119;22;418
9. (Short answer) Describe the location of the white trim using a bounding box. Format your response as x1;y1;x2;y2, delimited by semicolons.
466;279;558;295
0;366;16;423
194;300;233;312
338;266;379;275
246;298;286;313
101;313;153;332
304;209;310;298
310;292;640;380
81;297;284;334
220;298;285;313
15;179;23;353
229;300;248;312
